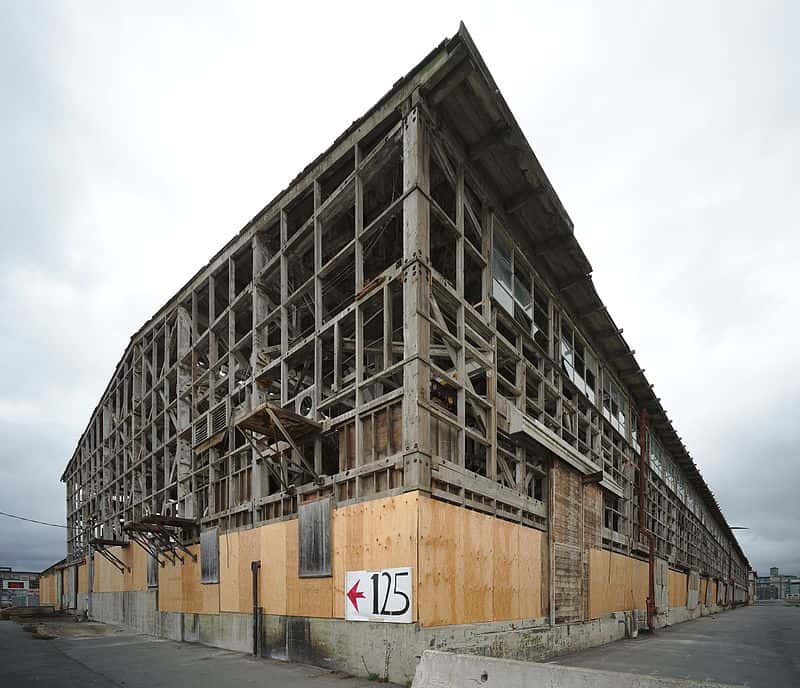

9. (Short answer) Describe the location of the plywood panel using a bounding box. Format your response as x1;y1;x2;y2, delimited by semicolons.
669;570;688;608
260;520;288;615
39;573;55;604
418;496;460;626
159;556;183;612
219;531;241;613
519;524;543;619
463;506;493;623
77;562;88;595
418;495;543;627
286;518;332;617
93;545;144;593
332;492;419;619
492;519;518;621
220;528;263;614
237;527;261;613
699;577;708;606
588;549;649;618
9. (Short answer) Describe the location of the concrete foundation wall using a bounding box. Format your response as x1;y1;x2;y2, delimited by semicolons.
87;591;739;684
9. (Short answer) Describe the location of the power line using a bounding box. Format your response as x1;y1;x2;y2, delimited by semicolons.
0;510;68;529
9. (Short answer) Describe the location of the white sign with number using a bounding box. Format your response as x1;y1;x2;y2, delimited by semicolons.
345;567;413;623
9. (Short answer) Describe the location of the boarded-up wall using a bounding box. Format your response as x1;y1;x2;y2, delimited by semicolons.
418;495;542;626
159;544;220;614
588;548;649;618
332;492;419;619
217;493;419;620
668;569;688;608
67;491;545;627
77;561;88;595
39;572;56;605
93;545;147;593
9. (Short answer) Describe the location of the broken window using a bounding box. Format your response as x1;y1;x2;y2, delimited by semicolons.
604;493;623;533
602;372;626;435
561;321;597;405
492;226;514;313
532;284;550;352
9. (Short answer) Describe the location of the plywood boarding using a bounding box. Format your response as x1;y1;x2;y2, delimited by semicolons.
260;520;288;615
39;573;55;604
157;545;219;613
286;517;333;617
668;569;688;608
77;561;89;595
218;530;241;612
418;495;542;627
158;555;183;612
331;492;419;619
218;528;262;613
182;544;220;614
699;577;708;605
588;548;649;618
93;545;146;593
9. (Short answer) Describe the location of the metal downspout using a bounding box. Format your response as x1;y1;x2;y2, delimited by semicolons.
639;410;657;630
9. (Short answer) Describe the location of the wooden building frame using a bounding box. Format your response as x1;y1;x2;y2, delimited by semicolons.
60;24;749;612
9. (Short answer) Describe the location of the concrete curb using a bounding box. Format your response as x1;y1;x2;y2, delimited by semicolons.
411;650;741;688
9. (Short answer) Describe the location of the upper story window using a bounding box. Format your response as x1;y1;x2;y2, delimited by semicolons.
649;431;664;478
630;406;640;453
492;224;551;352
560;321;597;405
602;373;627;435
492;228;514;313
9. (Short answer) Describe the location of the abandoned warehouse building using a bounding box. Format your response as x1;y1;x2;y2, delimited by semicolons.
40;24;752;684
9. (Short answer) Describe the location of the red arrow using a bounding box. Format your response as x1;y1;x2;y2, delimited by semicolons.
347;579;366;612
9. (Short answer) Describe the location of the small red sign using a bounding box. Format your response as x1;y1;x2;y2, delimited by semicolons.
6;581;24;589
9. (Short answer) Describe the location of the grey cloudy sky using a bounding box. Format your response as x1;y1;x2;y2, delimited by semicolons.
1;1;797;574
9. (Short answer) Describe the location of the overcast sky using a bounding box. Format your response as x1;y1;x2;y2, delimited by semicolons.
1;1;797;575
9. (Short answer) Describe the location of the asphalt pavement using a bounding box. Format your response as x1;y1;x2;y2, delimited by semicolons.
0;618;380;688
554;601;800;687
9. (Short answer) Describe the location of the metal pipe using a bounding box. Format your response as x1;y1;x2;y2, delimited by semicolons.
251;560;261;656
638;409;657;630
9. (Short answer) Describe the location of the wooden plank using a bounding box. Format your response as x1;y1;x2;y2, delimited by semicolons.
463;506;493;623
218;531;240;612
418;494;542;627
669;569;688;608
588;548;650;619
332;492;419;619
285;518;333;617
260;521;287;615
492;518;518;620
519;525;543;619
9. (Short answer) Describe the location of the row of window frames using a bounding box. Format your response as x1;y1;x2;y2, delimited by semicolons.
493;231;646;451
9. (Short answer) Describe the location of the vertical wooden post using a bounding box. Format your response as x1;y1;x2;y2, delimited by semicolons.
401;97;431;490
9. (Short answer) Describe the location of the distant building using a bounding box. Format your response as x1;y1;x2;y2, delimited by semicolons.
0;566;40;607
756;566;798;600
